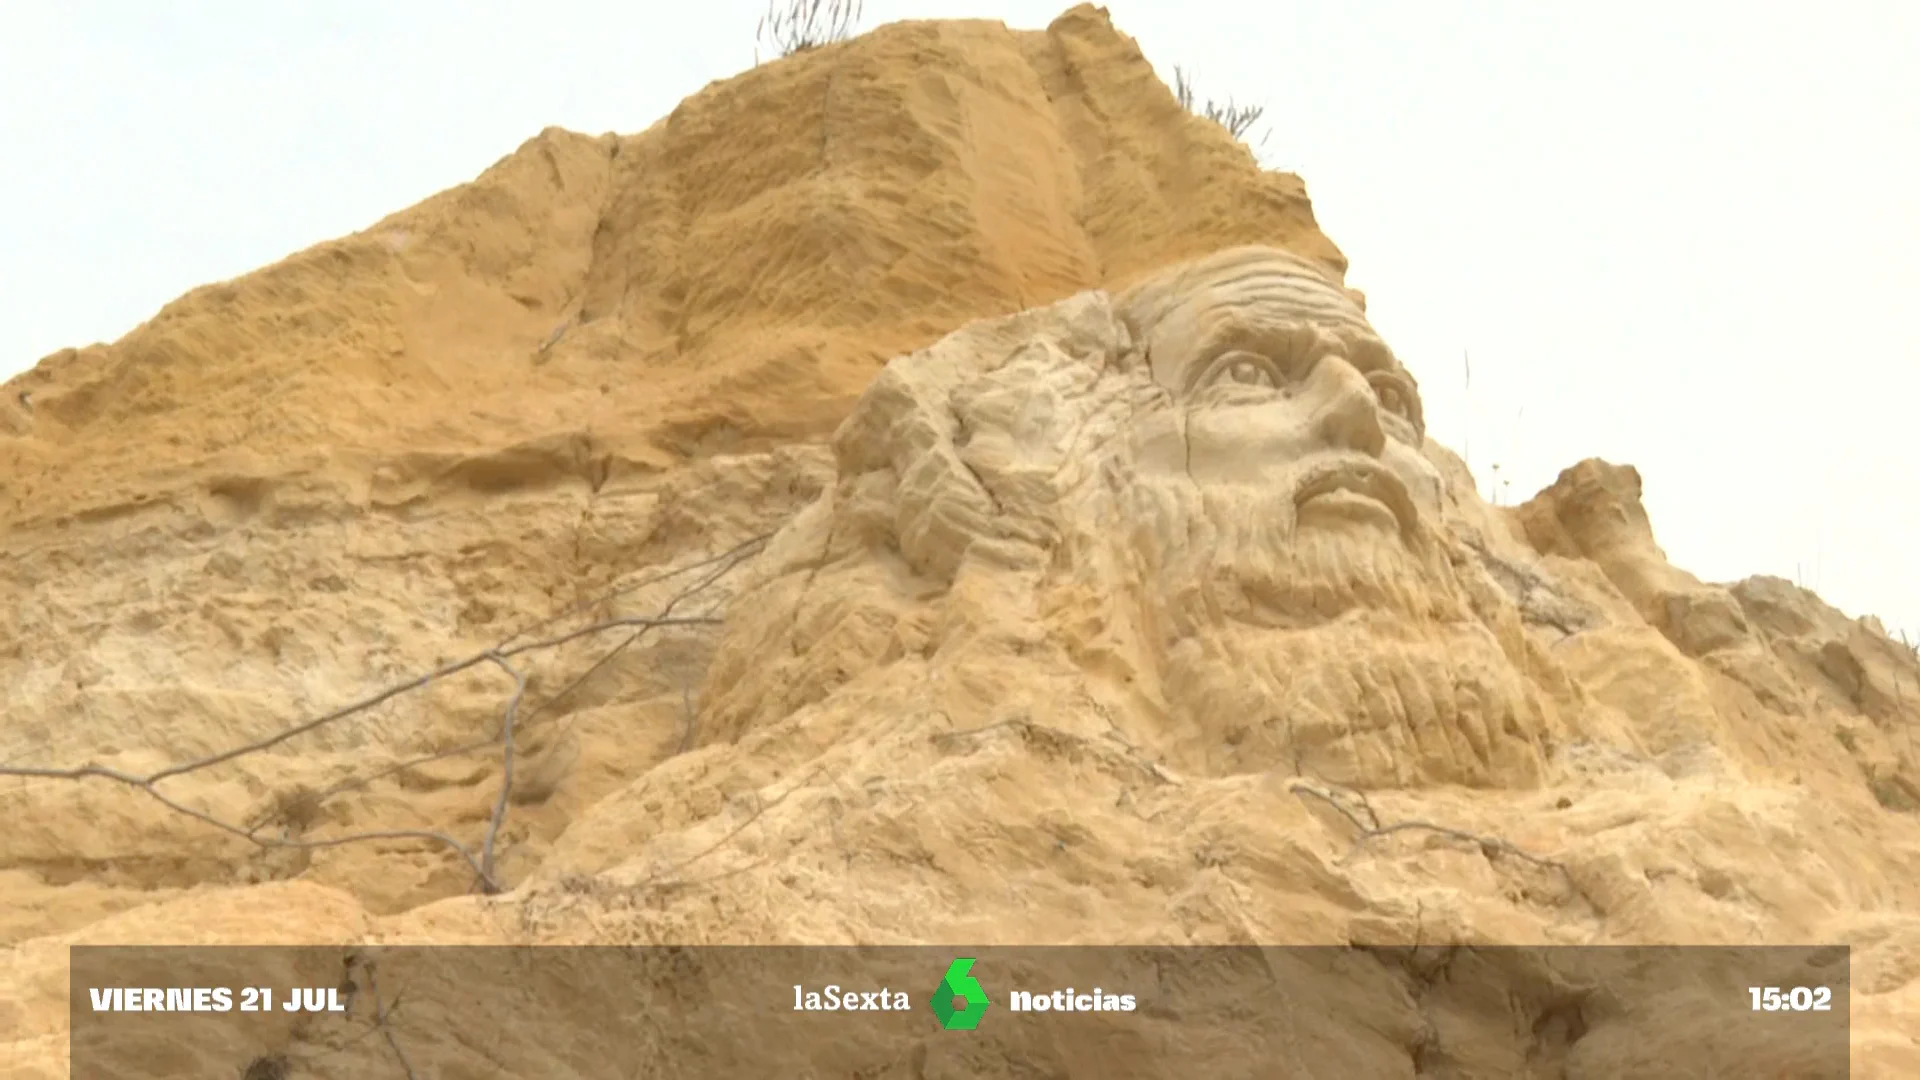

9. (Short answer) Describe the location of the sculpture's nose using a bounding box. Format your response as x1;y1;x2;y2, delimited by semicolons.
1307;355;1387;458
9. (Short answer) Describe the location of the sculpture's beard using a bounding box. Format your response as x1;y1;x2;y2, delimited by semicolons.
1115;475;1549;789
1124;476;1469;635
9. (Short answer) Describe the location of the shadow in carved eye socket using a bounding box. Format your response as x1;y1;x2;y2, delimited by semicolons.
1367;370;1423;433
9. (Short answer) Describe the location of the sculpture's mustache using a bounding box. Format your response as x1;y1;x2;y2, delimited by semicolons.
1126;465;1465;636
1290;453;1420;538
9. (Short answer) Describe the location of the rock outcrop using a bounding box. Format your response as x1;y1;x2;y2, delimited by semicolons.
3;5;1917;1076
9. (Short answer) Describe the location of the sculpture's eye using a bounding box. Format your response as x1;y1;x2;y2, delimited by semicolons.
1205;350;1276;390
1227;359;1271;386
1367;370;1423;437
1369;372;1413;419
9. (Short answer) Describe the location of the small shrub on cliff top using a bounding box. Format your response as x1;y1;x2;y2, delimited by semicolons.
757;0;863;59
1173;64;1268;148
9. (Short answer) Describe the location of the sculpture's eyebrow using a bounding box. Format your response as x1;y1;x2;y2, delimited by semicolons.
1178;321;1298;394
1339;334;1399;376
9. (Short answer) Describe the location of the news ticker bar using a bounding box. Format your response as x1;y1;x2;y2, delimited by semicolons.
71;944;1849;1079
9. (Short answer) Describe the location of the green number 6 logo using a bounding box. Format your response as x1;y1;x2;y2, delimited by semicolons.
931;958;991;1030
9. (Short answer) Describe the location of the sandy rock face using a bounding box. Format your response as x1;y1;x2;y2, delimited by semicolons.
0;4;1342;536
1;2;1350;938
706;246;1566;791
3;5;1919;1076
665;244;1918;1071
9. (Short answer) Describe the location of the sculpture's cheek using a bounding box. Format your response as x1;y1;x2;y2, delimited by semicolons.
1382;438;1446;519
1174;402;1315;482
1128;410;1193;477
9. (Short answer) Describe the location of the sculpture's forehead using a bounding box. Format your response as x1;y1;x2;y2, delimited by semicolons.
1124;251;1375;346
1188;265;1369;329
1123;254;1383;390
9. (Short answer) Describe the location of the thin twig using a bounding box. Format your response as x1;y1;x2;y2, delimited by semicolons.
649;765;827;883
0;615;715;792
312;736;500;804
479;652;529;888
1;753;501;890
311;543;763;807
1289;781;1576;883
677;679;700;755
0;615;721;895
755;0;862;57
514;542;760;726
1288;779;1381;831
364;965;419;1080
496;615;721;660
495;532;769;651
1172;64;1267;143
931;717;1177;786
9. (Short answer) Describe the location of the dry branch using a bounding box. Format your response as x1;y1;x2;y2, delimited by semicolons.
655;764;827;883
0;540;764;896
495;532;769;652
479;652;528;886
362;962;419;1080
931;717;1180;788
1289;780;1580;890
511;536;764;728
302;534;771;811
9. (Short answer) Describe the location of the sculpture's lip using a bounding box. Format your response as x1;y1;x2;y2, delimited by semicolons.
1292;456;1418;536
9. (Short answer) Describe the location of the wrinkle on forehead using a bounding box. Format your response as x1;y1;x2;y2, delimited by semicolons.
1118;248;1406;392
1118;246;1371;336
1121;247;1382;340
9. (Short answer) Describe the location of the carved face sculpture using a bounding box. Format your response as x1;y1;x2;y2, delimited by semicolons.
1122;247;1444;550
718;245;1548;785
1113;248;1460;635
1105;249;1543;785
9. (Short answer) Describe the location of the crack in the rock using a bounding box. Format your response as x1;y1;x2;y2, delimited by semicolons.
949;404;1006;518
787;517;841;657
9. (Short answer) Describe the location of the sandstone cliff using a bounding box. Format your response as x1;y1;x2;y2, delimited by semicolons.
3;6;1916;1076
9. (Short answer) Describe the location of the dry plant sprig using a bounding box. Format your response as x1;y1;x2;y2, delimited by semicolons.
479;652;528;886
1288;780;1588;903
508;535;765;733
930;717;1180;788
1173;65;1268;145
363;963;419;1080
304;533;772;812
0;537;767;895
756;0;862;60
494;532;770;653
659;764;828;882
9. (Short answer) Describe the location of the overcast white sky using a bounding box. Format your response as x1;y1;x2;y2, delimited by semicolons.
3;1;1916;641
